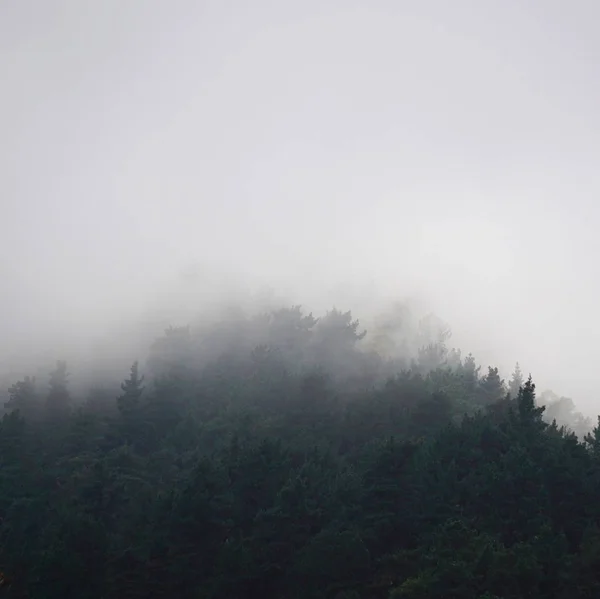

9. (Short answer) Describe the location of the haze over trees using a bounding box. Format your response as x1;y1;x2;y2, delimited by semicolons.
3;3;600;596
0;299;598;598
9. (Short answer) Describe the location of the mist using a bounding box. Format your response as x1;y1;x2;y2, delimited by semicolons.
2;1;600;411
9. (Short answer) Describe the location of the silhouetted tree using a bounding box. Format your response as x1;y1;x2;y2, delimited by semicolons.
516;375;545;429
117;361;145;416
479;366;505;405
460;352;480;391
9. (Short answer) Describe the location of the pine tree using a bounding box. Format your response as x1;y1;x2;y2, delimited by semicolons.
516;375;545;428
479;366;505;405
461;353;481;390
117;361;145;417
508;362;524;398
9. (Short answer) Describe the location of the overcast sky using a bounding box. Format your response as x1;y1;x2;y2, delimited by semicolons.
2;1;600;407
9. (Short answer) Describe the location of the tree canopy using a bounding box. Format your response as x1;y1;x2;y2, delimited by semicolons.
0;302;597;598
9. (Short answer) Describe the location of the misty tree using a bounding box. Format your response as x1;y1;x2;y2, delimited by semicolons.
117;361;145;417
262;305;318;365
366;301;414;359
541;392;573;423
199;305;255;359
115;361;145;447
508;362;524;398
541;392;594;438
410;313;453;374
415;343;448;373
4;375;37;418
479;366;506;405
445;347;462;370
45;360;70;416
516;376;545;429
1;296;600;598
312;309;366;348
459;353;480;391
310;309;366;375
414;316;452;373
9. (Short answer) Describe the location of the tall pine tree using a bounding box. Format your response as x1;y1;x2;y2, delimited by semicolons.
508;362;524;398
479;366;506;405
516;375;545;429
117;361;145;417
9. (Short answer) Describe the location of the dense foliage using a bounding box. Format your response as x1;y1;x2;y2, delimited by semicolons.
0;304;599;598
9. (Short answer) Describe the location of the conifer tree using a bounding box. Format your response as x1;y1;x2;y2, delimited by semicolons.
461;353;481;390
508;362;524;398
516;375;545;428
117;361;145;417
479;366;505;404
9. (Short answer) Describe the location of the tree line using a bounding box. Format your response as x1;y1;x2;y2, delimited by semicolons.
0;304;598;598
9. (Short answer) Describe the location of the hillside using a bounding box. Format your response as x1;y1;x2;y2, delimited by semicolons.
0;305;599;599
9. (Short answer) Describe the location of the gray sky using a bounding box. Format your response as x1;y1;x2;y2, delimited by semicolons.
2;1;600;408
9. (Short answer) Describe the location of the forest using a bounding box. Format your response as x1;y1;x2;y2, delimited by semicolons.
0;301;599;599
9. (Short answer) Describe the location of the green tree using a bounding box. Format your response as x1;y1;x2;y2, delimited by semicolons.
515;376;546;430
460;353;481;391
479;367;505;405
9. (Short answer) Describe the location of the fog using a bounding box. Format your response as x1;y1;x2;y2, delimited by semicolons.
2;1;600;411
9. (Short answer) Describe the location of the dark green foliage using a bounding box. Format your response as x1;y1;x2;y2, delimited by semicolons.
0;304;598;598
479;367;506;405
